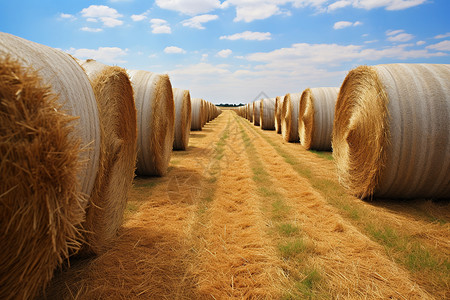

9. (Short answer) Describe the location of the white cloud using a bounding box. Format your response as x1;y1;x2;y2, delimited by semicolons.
416;40;426;46
150;19;171;34
333;20;362;29
217;49;232;58
80;5;123;28
155;0;222;15
353;0;426;10
426;40;450;51
164;46;186;54
81;27;103;32
364;40;378;44
232;2;280;22
201;54;209;61
435;32;450;39
181;14;218;29
220;31;271;41
328;0;351;11
131;11;150;21
59;13;76;21
386;29;414;42
67;47;128;64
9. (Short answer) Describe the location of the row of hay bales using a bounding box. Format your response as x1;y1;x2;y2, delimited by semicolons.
0;32;221;300
235;63;450;201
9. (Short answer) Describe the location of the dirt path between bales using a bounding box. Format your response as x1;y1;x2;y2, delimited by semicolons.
42;110;448;299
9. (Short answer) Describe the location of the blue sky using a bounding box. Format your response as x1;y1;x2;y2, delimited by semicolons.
1;0;449;104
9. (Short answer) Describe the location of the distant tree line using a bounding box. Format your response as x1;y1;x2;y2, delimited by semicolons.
216;103;245;107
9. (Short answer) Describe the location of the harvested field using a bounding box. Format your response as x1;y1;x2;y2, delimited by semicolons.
41;110;449;299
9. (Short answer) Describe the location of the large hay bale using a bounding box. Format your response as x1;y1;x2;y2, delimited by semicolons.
127;70;174;176
275;95;284;134
260;98;276;130
77;59;137;254
247;103;253;123
173;88;192;150
299;87;339;151
333;64;450;199
253;100;261;126
191;98;204;131
281;93;301;142
201;99;208;127
0;33;100;299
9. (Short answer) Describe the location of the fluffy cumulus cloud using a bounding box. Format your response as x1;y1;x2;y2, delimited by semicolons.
81;5;123;27
67;47;128;64
164;46;186;54
426;40;450;51
181;14;218;29
155;0;223;15
217;49;233;58
131;11;150;22
327;0;426;11
150;19;171;34
220;31;271;41
386;29;414;42
435;32;450;39
333;20;362;29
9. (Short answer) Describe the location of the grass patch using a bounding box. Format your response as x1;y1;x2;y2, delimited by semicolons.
278;239;307;259
309;150;333;161
277;223;300;237
272;199;290;220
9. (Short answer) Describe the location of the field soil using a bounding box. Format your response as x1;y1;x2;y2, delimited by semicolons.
41;110;449;299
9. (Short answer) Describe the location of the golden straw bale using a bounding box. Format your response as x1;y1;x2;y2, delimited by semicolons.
333;64;450;199
191;98;204;130
260;98;276;130
77;59;137;255
247;103;253;122
201;99;208;127
173;88;192;150
127;70;174;176
0;33;100;299
253;100;261;126
299;87;339;151
281;92;301;142
274;95;284;134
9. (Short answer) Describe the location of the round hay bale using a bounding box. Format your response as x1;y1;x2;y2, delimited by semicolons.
0;33;100;299
77;59;137;255
247;103;253;123
333;64;450;199
201;99;208;127
191;98;204;131
173;88;192;150
260;98;276;130
127;70;174;176
253;100;261;126
275;95;285;134
299;87;339;151
281;93;301;142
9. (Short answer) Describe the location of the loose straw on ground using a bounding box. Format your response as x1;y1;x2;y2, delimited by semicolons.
172;88;192;150
0;32;100;300
281;93;301;142
127;70;174;176
77;59;137;255
333;64;450;199
275;95;285;134
299;87;339;151
260;98;276;130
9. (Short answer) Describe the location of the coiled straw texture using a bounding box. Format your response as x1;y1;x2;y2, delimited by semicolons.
260;98;276;130
173;88;192;150
191;98;204;130
275;95;285;134
281;93;301;142
127;70;174;176
77;59;137;255
253;100;261;126
0;32;100;300
333;64;450;199
299;87;339;151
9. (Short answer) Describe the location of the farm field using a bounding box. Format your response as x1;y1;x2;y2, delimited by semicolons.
42;109;449;300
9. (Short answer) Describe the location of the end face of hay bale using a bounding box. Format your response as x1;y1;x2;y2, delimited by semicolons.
281;93;301;142
275;95;285;134
81;65;138;255
0;56;84;300
173;88;192;150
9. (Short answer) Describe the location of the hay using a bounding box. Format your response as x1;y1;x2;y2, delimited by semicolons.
247;103;253;123
281;92;301;142
190;98;204;131
77;59;137;255
299;87;339;151
260;98;276;130
333;64;450;199
201;99;208;127
0;33;100;299
173;88;192;150
127;70;174;176
253;100;261;126
274;95;284;134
